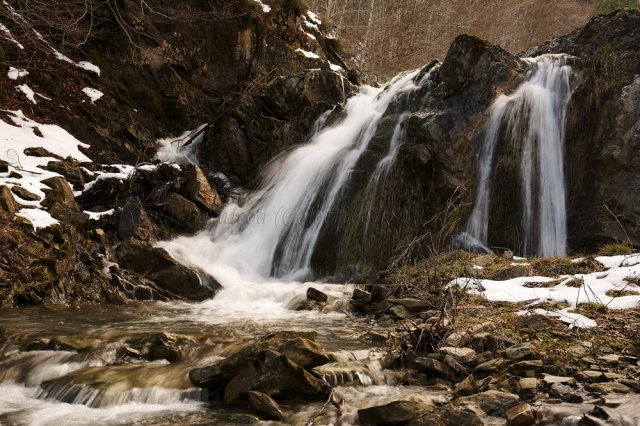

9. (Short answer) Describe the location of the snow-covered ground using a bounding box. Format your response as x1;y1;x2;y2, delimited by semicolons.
451;254;640;328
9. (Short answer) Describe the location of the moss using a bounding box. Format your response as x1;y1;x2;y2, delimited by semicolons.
131;86;164;115
597;242;635;256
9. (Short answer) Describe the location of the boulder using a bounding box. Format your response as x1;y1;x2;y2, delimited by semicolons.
41;177;77;209
247;391;285;420
458;390;520;416
185;164;223;213
11;186;40;201
505;343;533;360
0;159;8;173
160;192;204;232
45;159;86;189
505;403;536;426
118;197;156;240
358;400;433;425
306;287;328;303
439;347;476;364
117;238;219;300
0;186;17;214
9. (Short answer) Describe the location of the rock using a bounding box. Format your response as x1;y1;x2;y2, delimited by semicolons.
474;358;505;374
148;332;184;362
472;351;494;366
390;298;430;311
352;288;371;301
223;349;327;402
438;407;485;426
505;342;534;360
619;379;640;391
160;192;204;232
45;160;85;189
445;332;469;347
415;357;449;377
388;304;411;319
470;332;515;353
0;186;17;214
47;335;100;352
189;365;224;391
509;360;543;376
185;164;223;213
48;205;90;227
443;354;467;375
505;403;536;426
439;347;476;364
247;391;284;420
542;374;576;387
0;159;8;173
597;354;620;366
458;390;520;416
518;378;538;399
118;197;156;240
41;177;77;209
23;147;62;159
276;337;330;369
584;382;633;394
358;400;431;425
550;383;583;403
11;186;40;201
117;238;219;300
306;287;328;303
454;374;477;397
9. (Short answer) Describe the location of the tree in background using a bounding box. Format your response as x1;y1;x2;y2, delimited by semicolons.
309;0;601;78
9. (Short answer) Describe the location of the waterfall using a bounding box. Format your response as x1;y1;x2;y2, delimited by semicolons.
466;54;573;257
161;70;429;293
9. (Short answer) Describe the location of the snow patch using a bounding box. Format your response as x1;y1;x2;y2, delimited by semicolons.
518;308;597;329
295;48;320;59
82;87;104;103
307;11;322;25
84;209;115;221
0;23;24;49
77;61;101;76
15;208;60;230
252;0;271;13
329;62;343;72
16;85;37;104
8;67;29;80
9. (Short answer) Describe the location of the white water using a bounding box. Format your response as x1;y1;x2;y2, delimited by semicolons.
160;70;427;316
466;54;573;256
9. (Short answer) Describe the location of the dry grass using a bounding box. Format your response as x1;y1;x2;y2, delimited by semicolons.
597;242;635;256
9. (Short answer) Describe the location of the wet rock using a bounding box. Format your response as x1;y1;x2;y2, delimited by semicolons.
185;164;223;213
505;342;534;360
0;186;17;214
458;390;520;416
454;374;477;397
11;186;40;201
306;287;328;303
276;337;330;369
358;400;432;425
189;365;224;391
439;347;476;364
160;192;204;232
116;346;144;360
550;383;583;403
247;391;284;420
118;197;156;241
41;176;77;208
390;298;430;311
352;288;371;301
148;332;184;362
47;335;100;352
505;403;536;426
584;382;633;394
518;378;538;399
223;349;327;402
415;357;448;377
117;238;219;300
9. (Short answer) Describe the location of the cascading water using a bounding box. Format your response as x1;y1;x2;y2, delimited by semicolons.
161;70;430;294
466;54;573;257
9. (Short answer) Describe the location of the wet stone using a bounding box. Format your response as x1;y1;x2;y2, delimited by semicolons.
585;382;634;394
505;403;536;426
306;287;328;303
247;391;284;420
358;400;432;425
550;383;583;403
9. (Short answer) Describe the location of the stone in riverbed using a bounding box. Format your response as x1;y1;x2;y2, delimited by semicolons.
550;383;583;403
388;304;411;319
160;192;204;232
352;288;371;301
358;400;433;425
247;391;284;420
454;374;477;397
415;357;449;377
474;358;505;374
518;378;538;399
585;382;634;394
185;164;223;213
505;403;536;426
457;390;520;416
306;287;328;303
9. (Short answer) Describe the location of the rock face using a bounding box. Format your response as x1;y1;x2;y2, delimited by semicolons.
116;238;219;300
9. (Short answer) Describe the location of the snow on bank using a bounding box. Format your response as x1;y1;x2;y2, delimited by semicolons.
0;110;91;229
253;0;271;13
295;48;320;59
82;87;104;103
451;253;640;328
7;67;29;80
